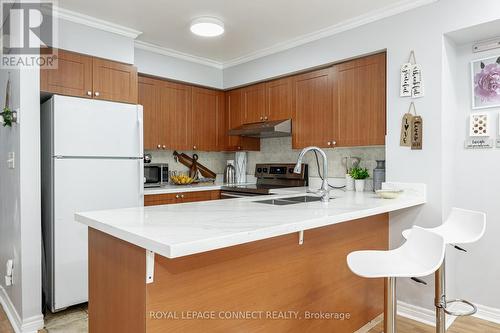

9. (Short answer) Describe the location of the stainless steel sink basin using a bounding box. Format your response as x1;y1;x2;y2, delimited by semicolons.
254;195;324;205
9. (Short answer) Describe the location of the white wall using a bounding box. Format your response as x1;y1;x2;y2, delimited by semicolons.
134;47;223;89
444;38;500;309
53;18;135;64
222;0;500;311
0;66;43;331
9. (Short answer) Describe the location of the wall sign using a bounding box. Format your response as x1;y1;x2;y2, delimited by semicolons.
411;115;423;150
400;51;425;98
399;113;412;146
400;102;423;149
465;138;494;149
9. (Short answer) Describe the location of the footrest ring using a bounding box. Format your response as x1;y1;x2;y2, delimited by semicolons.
443;299;477;316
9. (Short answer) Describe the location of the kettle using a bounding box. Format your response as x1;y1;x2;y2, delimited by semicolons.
224;160;236;185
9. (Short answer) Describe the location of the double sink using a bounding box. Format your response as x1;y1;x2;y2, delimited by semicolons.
254;195;324;206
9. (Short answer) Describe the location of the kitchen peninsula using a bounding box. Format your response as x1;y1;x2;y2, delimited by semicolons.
76;183;425;333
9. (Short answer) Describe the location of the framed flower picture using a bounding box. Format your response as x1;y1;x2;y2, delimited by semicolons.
471;55;500;109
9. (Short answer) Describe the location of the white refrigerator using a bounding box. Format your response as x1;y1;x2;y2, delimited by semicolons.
41;95;144;312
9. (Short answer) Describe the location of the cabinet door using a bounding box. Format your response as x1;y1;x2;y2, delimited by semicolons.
292;68;335;148
40;49;92;98
242;83;266;123
334;53;386;146
265;77;293;121
158;81;192;150
225;90;260;151
138;76;160;150
144;193;177;206
92;58;138;104
191;87;224;151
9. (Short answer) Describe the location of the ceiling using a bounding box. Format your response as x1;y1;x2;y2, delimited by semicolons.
58;0;433;67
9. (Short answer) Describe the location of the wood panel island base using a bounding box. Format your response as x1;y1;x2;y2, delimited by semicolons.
88;214;388;333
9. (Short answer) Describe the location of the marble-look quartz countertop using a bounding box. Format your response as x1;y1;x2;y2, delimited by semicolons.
76;182;426;259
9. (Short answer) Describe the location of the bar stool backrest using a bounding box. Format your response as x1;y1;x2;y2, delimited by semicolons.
439;208;486;244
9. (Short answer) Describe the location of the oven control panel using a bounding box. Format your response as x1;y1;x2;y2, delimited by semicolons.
254;163;307;180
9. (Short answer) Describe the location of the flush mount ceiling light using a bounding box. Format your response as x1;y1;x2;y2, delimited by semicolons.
190;17;224;37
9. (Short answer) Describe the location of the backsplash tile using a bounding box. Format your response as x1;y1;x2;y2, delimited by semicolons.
145;150;231;174
146;137;385;180
247;137;385;178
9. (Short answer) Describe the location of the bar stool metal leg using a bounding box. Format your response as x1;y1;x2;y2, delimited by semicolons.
384;277;397;333
435;259;446;333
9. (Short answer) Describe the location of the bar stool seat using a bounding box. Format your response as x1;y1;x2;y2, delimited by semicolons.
401;207;486;333
347;226;445;333
402;208;486;244
348;227;445;278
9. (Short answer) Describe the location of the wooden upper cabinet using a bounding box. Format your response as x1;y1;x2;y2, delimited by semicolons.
242;83;266;123
191;87;224;151
292;68;335;149
92;58;138;104
41;48;138;104
40;49;92;98
334;53;386;147
138;76;160;150
265;77;293;121
158;81;192;150
225;89;260;151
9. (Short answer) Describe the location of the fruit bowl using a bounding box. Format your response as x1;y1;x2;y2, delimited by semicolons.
170;173;195;185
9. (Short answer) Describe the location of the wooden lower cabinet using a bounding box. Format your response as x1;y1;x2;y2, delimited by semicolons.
88;214;388;333
144;190;221;206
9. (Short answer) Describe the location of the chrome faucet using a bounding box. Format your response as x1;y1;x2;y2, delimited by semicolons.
293;146;330;203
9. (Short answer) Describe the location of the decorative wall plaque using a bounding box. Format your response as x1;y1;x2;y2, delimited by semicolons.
411;115;423;150
400;51;425;98
465;138;494;149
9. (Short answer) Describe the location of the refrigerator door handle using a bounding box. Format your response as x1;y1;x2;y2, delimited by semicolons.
139;159;144;199
137;106;144;157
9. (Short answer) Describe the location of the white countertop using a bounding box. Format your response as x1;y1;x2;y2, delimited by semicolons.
76;182;426;259
144;181;260;195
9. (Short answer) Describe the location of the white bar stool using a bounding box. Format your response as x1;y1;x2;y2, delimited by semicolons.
347;227;445;333
402;208;486;333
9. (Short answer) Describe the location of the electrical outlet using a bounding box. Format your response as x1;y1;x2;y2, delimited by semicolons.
7;152;15;169
5;259;13;286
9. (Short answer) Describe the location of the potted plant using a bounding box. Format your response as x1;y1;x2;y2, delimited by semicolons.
349;167;370;192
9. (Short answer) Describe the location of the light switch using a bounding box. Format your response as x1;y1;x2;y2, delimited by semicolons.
7;152;15;169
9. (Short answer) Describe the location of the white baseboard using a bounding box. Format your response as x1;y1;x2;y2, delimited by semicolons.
451;301;500;325
0;286;44;333
398;300;500;328
397;300;456;329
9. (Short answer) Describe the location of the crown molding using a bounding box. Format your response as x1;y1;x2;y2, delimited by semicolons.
134;40;223;69
53;7;142;39
222;0;439;69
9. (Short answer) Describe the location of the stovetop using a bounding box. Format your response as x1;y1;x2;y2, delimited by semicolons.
221;163;308;195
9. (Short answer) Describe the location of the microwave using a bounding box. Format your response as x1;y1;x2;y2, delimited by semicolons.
144;163;169;188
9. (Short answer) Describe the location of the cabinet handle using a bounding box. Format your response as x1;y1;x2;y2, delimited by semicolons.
157;144;161;149
94;91;100;97
332;140;337;146
327;141;331;146
237;146;241;150
175;195;179;199
260;116;263;121
87;91;92;96
193;145;197;150
180;194;185;199
162;145;166;149
264;116;268;121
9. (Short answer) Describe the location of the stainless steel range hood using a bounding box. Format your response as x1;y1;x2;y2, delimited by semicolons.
228;119;291;138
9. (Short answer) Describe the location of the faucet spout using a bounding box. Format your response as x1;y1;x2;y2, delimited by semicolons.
294;146;330;203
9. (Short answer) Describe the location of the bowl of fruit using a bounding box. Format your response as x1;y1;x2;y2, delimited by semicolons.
170;172;195;185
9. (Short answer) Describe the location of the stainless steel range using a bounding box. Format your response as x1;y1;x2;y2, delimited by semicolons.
220;163;308;198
